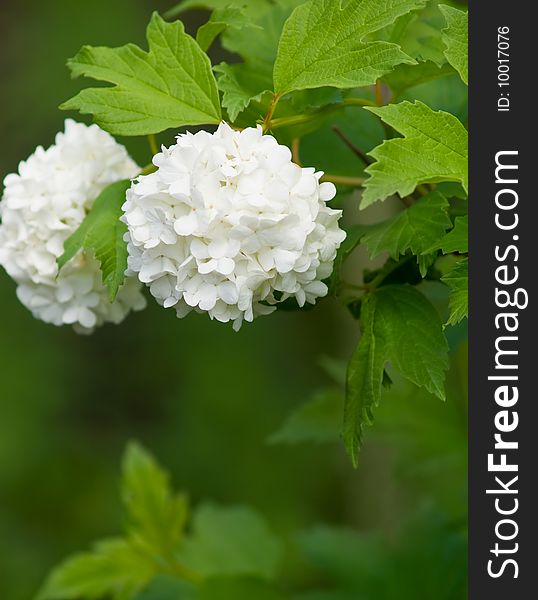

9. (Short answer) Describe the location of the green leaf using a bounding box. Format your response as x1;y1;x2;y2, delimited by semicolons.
344;285;448;464
441;258;468;325
214;63;272;122
297;526;385;592
178;504;282;581
376;0;448;66
62;12;221;135
214;0;301;122
268;389;343;445
439;5;468;85
273;0;426;95
37;539;155;600
383;60;454;98
133;576;196;600
361;191;451;261
122;442;188;556
57;180;131;302
167;0;271;19
363;101;468;207
199;576;289;600
426;215;468;254
196;7;259;52
329;224;371;294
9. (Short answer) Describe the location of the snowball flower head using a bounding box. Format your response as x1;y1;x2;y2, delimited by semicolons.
0;120;146;333
122;123;346;330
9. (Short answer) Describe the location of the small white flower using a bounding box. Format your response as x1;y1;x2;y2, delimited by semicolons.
122;123;346;330
0;119;146;333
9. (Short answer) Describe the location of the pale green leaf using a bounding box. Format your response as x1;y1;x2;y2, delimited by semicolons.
361;191;451;261
37;539;155;600
363;101;468;207
196;7;260;52
57;180;131;302
122;442;189;556
268;389;342;445
440;5;468;85
62;13;221;135
344;285;448;463
426;215;468;254
273;0;427;95
441;257;468;325
178;504;282;581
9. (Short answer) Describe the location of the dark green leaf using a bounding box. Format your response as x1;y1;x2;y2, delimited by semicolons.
383;60;454;98
329;224;372;294
199;576;289;600
268;389;343;445
344;285;448;463
166;0;271;19
133;576;196;600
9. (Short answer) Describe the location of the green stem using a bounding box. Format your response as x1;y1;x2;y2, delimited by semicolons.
139;163;157;176
262;93;281;132
368;255;413;289
147;134;159;156
321;174;365;186
269;97;375;131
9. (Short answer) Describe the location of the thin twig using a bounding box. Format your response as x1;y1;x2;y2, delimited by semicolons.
332;126;372;166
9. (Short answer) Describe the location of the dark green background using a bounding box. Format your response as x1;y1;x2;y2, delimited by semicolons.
0;2;467;598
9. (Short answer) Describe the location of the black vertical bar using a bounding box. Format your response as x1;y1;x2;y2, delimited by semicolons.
469;1;536;597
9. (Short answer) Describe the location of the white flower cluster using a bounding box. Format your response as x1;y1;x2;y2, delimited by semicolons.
0;120;146;333
122;123;346;330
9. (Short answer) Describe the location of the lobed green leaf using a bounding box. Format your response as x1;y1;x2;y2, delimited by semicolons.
273;0;427;95
361;191;451;262
363;101;468;207
62;12;221;135
122;442;189;556
426;215;468;254
36;539;155;600
439;5;468;85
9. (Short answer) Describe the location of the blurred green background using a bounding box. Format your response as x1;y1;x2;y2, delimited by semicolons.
0;2;467;598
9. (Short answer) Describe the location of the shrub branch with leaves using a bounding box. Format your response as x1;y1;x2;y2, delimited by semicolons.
0;3;468;583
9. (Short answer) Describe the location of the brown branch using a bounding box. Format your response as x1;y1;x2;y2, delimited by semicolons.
332;126;372;166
